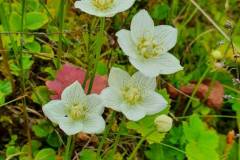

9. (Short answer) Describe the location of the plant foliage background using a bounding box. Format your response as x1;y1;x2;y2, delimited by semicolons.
0;0;239;160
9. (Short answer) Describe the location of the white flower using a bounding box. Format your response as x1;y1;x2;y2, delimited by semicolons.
116;9;183;77
74;0;136;17
43;81;105;135
100;67;167;121
154;114;173;132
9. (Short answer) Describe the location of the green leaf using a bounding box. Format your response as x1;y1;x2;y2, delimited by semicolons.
9;12;21;31
231;98;240;112
25;41;41;53
150;4;170;20
183;115;219;160
35;44;54;60
96;61;108;75
25;12;48;30
32;120;53;138
27;0;39;11
9;54;34;76
0;80;12;96
21;140;42;157
145;144;163;160
0;91;5;105
31;86;50;105
47;132;62;148
79;149;98;160
0;80;12;105
6;146;20;156
47;25;59;42
127;114;166;144
35;148;56;160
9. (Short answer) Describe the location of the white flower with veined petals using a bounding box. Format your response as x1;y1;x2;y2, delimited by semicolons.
116;9;183;77
100;67;167;121
74;0;136;17
43;81;105;135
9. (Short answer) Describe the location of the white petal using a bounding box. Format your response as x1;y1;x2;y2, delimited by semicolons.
113;0;136;13
129;53;183;77
82;115;105;134
100;87;122;111
74;1;97;15
155;53;183;74
129;57;160;77
42;100;66;124
59;118;83;135
87;94;104;115
108;67;130;89
131;71;156;91
74;0;135;17
61;81;86;105
142;92;167;115
116;29;138;59
121;104;146;121
74;0;108;17
130;9;154;43
154;25;178;52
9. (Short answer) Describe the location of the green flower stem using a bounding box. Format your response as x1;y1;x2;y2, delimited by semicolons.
57;0;66;69
159;142;186;154
64;135;73;160
97;111;116;158
87;17;105;94
112;117;126;155
20;0;32;159
183;66;210;115
127;129;155;160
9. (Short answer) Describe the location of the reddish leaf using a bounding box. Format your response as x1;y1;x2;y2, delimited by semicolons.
179;80;224;109
167;79;224;109
46;64;107;99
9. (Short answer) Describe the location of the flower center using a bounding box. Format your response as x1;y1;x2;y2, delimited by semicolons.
69;104;88;120
122;86;142;105
137;37;163;59
92;0;114;10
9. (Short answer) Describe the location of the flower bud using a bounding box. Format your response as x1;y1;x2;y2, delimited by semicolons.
211;50;223;60
154;115;173;132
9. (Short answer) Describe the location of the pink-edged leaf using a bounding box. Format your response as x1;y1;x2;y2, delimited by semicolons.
46;64;107;99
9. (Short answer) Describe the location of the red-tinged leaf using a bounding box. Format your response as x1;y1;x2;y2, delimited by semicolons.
179;80;224;109
46;64;107;99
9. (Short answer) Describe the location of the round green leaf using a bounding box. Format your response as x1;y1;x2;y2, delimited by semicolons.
9;12;21;31
31;86;50;105
35;148;56;160
25;41;41;53
25;12;48;30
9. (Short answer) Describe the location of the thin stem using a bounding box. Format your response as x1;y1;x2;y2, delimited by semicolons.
112;117;126;155
57;0;66;69
159;142;186;154
87;18;105;94
183;66;210;115
127;129;155;160
20;0;32;159
189;0;230;41
97;111;116;158
176;115;239;119
64;136;73;160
